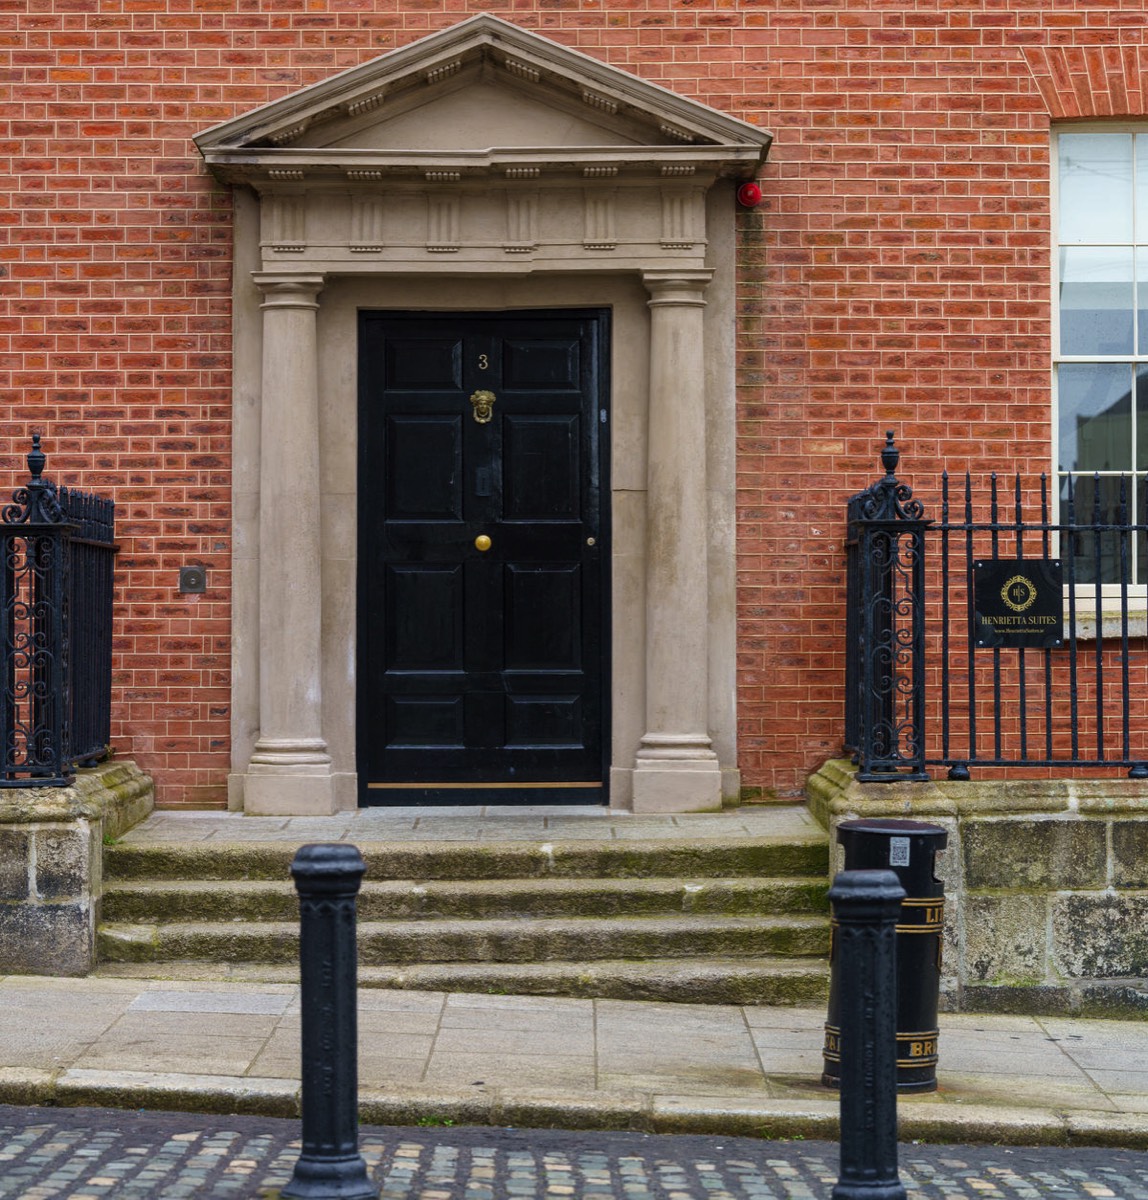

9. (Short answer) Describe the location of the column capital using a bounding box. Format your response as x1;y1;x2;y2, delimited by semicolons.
642;269;714;307
253;271;326;309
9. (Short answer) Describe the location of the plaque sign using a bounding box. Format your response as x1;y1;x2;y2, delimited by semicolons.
974;559;1064;649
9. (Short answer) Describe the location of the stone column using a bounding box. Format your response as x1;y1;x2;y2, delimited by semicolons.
633;270;722;812
244;272;336;815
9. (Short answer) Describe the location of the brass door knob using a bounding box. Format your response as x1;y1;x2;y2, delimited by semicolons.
474;534;492;552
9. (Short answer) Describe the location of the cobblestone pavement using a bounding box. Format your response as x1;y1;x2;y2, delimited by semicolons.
1;1105;1147;1199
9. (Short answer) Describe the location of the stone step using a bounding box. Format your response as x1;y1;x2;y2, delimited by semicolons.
93;957;830;1007
98;913;829;966
101;835;829;883
101;876;829;924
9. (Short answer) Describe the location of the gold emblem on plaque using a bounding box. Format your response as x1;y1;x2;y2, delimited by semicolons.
469;389;496;424
1001;574;1036;613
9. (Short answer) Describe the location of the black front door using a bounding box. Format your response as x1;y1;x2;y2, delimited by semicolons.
357;310;609;805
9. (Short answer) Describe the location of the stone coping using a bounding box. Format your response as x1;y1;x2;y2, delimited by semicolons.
808;758;1148;826
0;760;153;834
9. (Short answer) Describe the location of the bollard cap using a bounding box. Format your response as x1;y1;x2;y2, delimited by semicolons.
290;843;367;895
828;868;905;923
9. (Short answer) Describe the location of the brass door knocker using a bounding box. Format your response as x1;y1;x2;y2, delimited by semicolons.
469;389;496;424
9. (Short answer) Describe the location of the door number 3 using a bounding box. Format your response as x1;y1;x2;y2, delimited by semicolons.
478;354;489;370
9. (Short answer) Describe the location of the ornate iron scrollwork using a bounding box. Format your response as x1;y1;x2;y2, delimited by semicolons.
0;438;117;786
844;431;930;782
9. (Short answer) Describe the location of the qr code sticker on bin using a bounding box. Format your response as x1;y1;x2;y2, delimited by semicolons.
889;837;910;867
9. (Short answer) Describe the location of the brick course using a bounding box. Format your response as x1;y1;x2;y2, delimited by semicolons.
2;1;1143;803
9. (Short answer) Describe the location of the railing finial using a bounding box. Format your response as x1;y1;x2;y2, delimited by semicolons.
27;434;45;481
881;429;899;478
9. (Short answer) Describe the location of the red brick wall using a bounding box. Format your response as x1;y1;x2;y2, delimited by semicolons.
1;1;1144;803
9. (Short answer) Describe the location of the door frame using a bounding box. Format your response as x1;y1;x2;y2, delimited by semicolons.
227;249;742;817
207;15;764;815
354;306;612;806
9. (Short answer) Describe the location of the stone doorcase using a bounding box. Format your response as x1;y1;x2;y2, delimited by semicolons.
196;14;772;815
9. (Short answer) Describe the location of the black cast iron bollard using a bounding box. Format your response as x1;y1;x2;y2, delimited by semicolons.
282;844;377;1200
830;869;907;1200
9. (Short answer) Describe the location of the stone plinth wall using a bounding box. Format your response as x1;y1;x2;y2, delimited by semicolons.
0;761;153;976
808;760;1148;1017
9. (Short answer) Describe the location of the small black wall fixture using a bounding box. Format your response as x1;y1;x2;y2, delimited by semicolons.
178;564;207;594
283;843;377;1200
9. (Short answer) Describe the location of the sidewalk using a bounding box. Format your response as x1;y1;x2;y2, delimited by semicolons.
3;975;1148;1149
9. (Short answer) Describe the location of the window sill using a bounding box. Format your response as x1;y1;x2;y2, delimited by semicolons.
1069;610;1148;641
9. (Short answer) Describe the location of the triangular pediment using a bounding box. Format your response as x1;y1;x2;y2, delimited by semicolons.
195;13;770;183
313;80;642;152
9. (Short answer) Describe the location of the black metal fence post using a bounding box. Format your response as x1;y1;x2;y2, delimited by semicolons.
283;843;377;1200
844;432;930;780
830;868;906;1200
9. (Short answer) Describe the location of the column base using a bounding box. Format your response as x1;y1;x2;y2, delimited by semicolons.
632;735;722;813
243;769;340;816
242;738;335;814
234;770;357;816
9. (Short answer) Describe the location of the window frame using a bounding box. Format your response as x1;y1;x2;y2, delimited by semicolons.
1051;122;1148;610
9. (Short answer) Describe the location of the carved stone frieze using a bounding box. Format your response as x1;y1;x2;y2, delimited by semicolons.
427;193;460;252
504;191;538;253
264;193;307;252
583;190;617;251
660;187;704;250
350;194;386;252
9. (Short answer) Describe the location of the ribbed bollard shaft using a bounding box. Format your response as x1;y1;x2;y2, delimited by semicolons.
831;869;907;1200
282;844;377;1200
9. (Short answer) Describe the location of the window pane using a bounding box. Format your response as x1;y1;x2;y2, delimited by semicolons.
1139;365;1148;474
1139;247;1148;354
1059;133;1134;244
1059;246;1134;355
1058;362;1134;473
1059;475;1135;585
1137;134;1148;241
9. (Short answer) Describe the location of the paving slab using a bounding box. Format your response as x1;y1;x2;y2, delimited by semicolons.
0;975;1145;1146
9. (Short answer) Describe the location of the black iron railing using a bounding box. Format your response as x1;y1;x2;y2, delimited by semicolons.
845;433;1148;780
0;438;117;786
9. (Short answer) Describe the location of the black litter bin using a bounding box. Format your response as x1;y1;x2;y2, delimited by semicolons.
821;818;948;1093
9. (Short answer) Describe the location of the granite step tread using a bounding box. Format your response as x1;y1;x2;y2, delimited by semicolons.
102;836;829;882
101;875;829;922
92;955;831;1006
97;912;829;965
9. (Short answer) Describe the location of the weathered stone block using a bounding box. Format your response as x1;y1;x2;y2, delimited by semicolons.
962;894;1048;984
1052;894;1148;978
33;824;92;900
963;819;1106;890
811;761;1148;1014
959;984;1074;1016
0;761;152;976
0;903;93;976
1079;981;1148;1017
0;829;29;900
1112;821;1148;888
